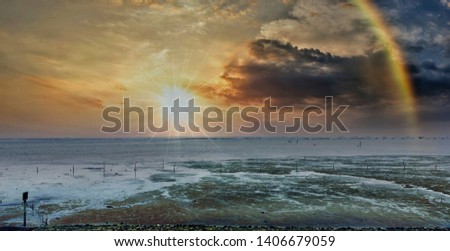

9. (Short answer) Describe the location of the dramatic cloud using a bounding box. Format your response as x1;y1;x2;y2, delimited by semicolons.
260;0;378;56
404;45;425;53
411;62;450;97
208;39;398;108
379;0;449;65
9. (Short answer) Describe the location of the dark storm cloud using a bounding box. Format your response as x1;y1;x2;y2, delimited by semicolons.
410;61;450;97
421;61;439;71
413;75;450;97
443;65;450;73
407;63;421;74
404;45;425;53
374;0;450;130
378;0;449;63
408;57;450;126
214;39;398;107
446;43;450;58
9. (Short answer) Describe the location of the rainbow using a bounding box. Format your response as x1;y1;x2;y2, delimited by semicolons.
352;0;419;135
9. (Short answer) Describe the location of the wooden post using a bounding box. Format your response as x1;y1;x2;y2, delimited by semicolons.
134;162;137;179
22;192;28;227
72;165;75;175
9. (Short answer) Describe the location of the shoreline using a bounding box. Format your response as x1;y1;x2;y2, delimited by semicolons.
2;224;449;231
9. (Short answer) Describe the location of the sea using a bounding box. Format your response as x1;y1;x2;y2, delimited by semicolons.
0;137;449;228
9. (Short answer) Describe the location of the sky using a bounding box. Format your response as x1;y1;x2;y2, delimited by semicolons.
0;0;449;137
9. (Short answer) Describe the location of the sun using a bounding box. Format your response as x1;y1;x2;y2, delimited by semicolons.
153;85;213;137
157;85;196;108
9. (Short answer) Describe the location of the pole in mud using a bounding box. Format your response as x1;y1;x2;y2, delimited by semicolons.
22;192;28;227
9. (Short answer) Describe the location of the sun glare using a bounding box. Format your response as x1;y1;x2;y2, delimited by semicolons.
157;86;196;108
154;85;207;137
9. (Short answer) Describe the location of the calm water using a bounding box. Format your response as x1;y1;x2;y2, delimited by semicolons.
0;138;449;227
